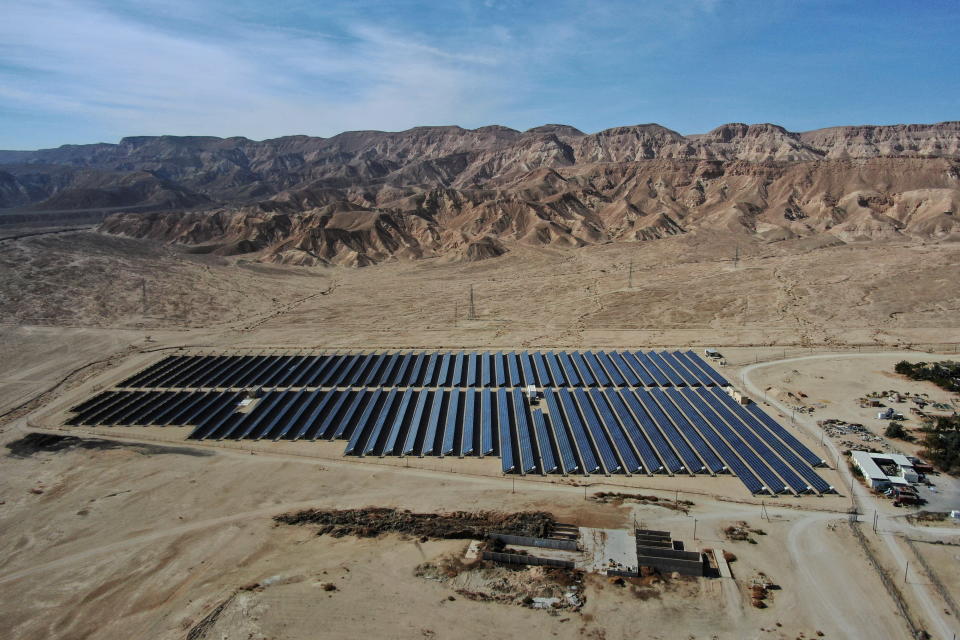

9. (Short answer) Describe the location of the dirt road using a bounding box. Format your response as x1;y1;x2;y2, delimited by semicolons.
742;352;960;638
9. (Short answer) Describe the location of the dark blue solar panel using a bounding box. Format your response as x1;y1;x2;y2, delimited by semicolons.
316;355;345;386
603;389;662;473
744;402;825;467
532;352;551;386
697;389;793;494
543;390;578;474
618;352;654;387
633;389;703;472
671;388;764;494
344;389;384;454
481;352;493;388
441;390;461;455
461;390;477;455
597;352;626;387
497;388;514;473
436;353;452;387
556;389;600;473
545;352;567;387
420;353;439;387
189;392;242;439
315;390;354;439
289;390;334;440
480;388;495;455
420;391;446;455
404;352;426;386
392;354;413;387
342;355;371;387
531;409;558;473
689;389;783;494
589;389;642;473
328;355;359;387
716;390;830;493
648;352;685;387
519;352;536;387
584;352;611;387
402;391;432;455
376;354;401;387
494;353;506;387
253;390;304;439
225;390;287;439
650;388;723;473
512;389;537;473
465;353;478;387
332;390;369;439
635;352;670;386
657;351;700;387
682;350;727;387
573;389;620;473
450;352;465;387
560;352;597;387
379;389;414;455
661;351;706;387
619;390;683;473
360;389;398;455
609;352;640;387
505;352;521;387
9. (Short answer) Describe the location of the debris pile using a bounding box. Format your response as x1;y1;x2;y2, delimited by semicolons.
417;556;585;613
818;418;892;450
589;491;694;512
723;522;766;544
274;507;556;539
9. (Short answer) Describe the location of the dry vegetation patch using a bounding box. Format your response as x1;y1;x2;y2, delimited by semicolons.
274;507;556;539
589;491;695;513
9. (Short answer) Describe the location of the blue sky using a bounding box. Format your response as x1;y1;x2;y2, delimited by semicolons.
0;0;957;149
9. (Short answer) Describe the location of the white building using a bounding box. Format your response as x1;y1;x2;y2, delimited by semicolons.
851;451;890;489
850;450;919;489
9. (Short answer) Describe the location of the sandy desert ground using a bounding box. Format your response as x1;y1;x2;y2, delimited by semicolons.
2;228;960;639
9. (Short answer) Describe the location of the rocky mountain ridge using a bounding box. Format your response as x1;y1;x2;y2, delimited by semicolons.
5;121;960;266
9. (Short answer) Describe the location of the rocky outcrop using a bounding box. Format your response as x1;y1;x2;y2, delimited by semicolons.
5;120;960;265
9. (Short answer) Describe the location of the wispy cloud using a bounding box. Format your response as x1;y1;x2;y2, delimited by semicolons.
0;0;518;144
2;1;956;148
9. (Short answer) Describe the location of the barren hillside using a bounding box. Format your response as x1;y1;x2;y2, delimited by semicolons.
3;121;959;267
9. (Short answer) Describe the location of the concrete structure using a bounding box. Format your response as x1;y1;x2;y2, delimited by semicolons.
633;529;705;577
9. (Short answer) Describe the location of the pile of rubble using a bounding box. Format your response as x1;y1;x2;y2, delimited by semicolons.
416;555;586;613
818;418;892;450
274;507;556;539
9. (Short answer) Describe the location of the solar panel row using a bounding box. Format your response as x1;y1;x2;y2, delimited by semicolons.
71;358;831;496
118;350;728;390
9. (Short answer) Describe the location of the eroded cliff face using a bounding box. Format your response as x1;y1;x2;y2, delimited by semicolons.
6;121;960;265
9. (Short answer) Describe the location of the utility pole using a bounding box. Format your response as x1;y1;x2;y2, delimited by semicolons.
467;285;477;321
628;259;634;288
141;279;148;316
734;246;739;269
904;560;909;583
693;518;698;540
453;302;458;328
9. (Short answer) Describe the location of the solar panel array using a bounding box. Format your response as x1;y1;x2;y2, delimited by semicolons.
116;350;729;390
68;348;832;497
